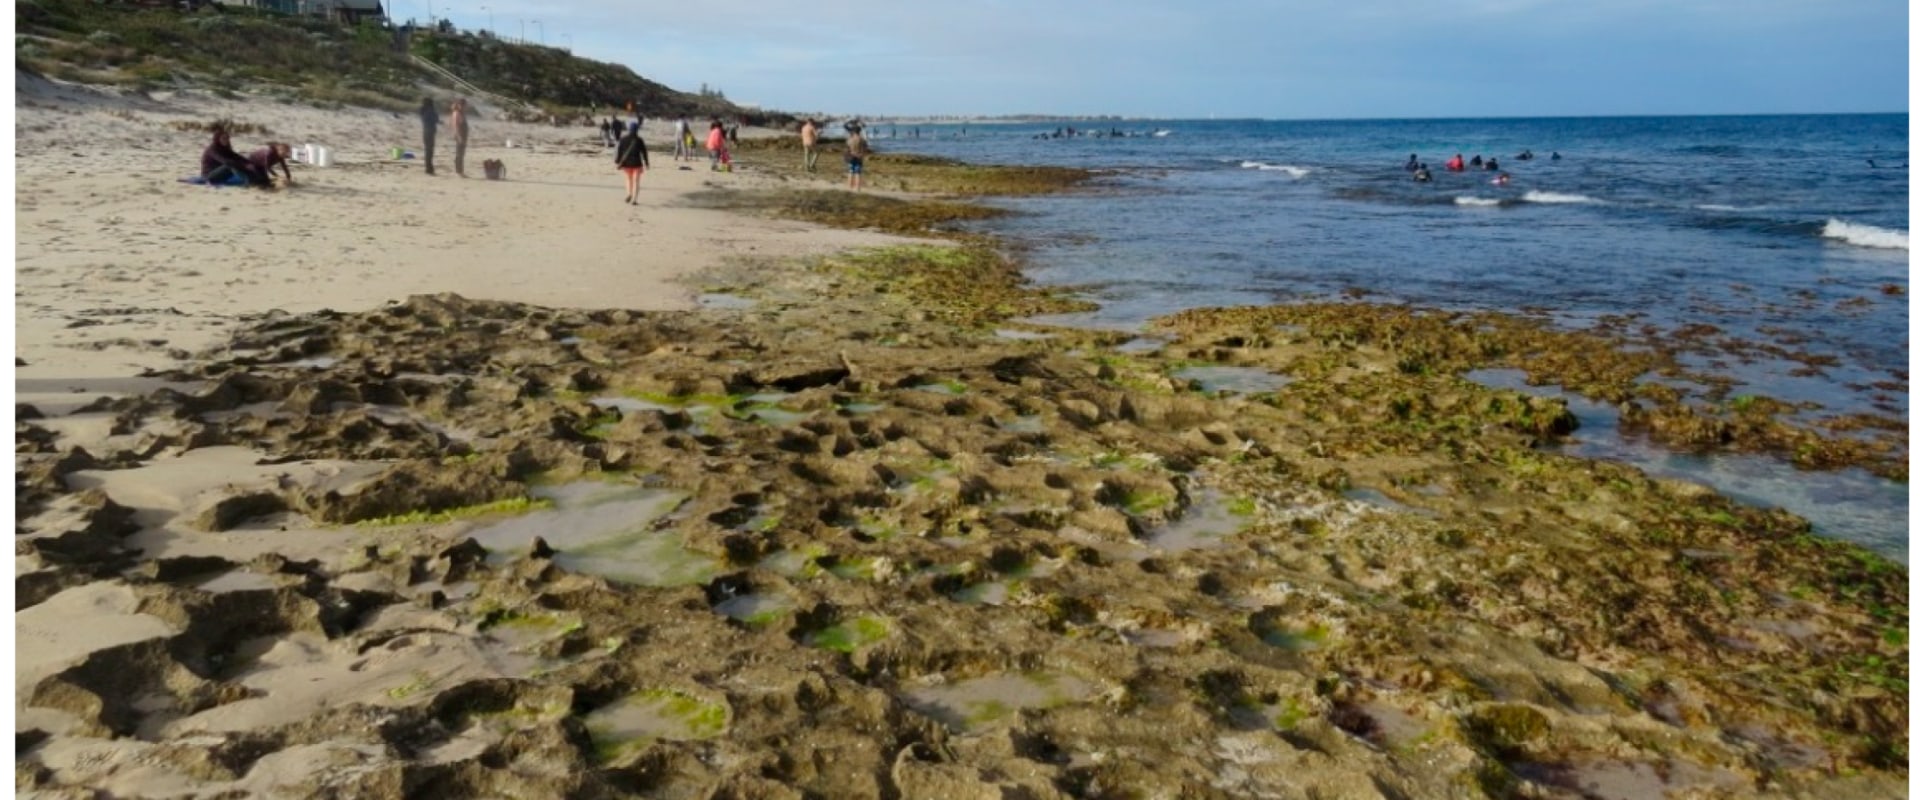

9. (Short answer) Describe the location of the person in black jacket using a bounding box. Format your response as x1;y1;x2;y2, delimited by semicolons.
200;125;266;186
614;122;650;204
418;97;439;175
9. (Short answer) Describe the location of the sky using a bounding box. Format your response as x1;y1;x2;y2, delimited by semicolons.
407;0;1909;119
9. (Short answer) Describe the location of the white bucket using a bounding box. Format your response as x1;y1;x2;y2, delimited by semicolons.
300;143;316;164
314;146;331;168
505;139;514;148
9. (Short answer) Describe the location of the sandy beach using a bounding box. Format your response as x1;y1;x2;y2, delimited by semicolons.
14;75;1907;799
15;73;903;412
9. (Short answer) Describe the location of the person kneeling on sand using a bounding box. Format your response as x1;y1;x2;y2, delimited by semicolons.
249;142;295;188
201;125;267;187
615;122;650;203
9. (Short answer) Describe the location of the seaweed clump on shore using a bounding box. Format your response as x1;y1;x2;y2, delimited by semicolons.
1154;301;1908;480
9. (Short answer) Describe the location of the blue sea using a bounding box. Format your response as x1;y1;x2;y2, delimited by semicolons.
872;114;1911;560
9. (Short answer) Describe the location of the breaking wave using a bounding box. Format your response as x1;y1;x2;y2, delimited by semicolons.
1239;161;1310;178
1822;219;1909;250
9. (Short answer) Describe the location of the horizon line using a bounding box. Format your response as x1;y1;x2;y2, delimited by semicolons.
839;110;1908;124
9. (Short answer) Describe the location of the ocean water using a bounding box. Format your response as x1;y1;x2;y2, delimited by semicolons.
873;115;1909;558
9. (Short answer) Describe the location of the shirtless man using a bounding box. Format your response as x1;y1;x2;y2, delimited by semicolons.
800;118;819;173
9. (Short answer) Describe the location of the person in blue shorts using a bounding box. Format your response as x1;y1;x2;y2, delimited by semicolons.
844;122;871;190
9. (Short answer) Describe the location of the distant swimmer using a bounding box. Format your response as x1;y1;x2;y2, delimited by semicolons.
1484;157;1499;171
1551;151;1562;160
1413;165;1432;182
1491;172;1510;186
1405;153;1420;172
1517;149;1534;161
1446;153;1465;171
1470;155;1483;167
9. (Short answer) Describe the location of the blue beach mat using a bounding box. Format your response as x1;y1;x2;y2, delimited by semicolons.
180;174;251;187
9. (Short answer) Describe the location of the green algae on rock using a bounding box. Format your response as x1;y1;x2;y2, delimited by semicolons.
19;184;1906;798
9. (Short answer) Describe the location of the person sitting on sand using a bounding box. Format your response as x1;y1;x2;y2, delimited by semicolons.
201;125;265;187
248;141;295;187
615;122;650;204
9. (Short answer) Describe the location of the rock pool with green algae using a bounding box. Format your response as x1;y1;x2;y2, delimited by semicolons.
582;688;731;762
899;671;1097;732
22;226;1906;797
804;615;892;654
465;481;721;587
1170;363;1294;395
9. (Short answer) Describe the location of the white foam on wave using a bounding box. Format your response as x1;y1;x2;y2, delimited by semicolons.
1696;203;1765;212
1822;219;1909;250
1454;196;1503;207
1239;161;1310;178
1521;190;1602;205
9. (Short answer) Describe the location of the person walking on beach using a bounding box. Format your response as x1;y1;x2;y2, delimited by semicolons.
706;119;731;171
673;116;692;161
844;124;872;190
450;97;471;177
799;118;819;172
418;97;440;176
615;121;650;204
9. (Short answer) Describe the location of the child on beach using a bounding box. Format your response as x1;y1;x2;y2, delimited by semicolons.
248;142;295;187
615;122;650;203
706;119;731;172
